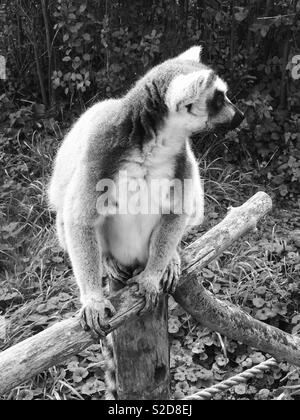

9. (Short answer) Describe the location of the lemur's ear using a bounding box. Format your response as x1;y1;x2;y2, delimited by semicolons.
166;70;209;112
177;46;203;63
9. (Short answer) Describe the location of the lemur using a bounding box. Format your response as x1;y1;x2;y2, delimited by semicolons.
48;46;244;398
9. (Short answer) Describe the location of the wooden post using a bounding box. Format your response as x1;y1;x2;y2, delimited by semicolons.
108;274;170;400
112;295;170;400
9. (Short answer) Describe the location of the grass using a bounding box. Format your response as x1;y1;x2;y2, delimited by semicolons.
0;122;300;400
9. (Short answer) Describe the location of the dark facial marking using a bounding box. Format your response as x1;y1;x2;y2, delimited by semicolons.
185;104;193;113
207;90;225;117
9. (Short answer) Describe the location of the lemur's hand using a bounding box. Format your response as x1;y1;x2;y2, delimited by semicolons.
128;273;161;315
80;296;116;338
161;252;181;294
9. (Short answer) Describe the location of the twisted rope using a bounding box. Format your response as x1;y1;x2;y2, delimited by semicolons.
182;358;279;400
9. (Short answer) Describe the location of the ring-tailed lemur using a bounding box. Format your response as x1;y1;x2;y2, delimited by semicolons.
48;46;244;399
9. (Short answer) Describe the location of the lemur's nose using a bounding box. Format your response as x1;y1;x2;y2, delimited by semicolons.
230;107;244;130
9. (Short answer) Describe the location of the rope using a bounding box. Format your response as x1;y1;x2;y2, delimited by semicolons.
182;358;279;400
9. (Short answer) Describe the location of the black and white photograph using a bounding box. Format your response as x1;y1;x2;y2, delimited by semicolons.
0;0;299;403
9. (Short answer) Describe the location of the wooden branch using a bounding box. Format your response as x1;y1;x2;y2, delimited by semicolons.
1;192;299;397
257;14;296;20
41;0;53;105
176;277;300;367
31;27;48;106
182;192;273;275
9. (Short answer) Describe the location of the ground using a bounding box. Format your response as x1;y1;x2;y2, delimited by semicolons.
0;120;300;400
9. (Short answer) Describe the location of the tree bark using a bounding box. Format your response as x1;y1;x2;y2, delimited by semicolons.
2;192;299;398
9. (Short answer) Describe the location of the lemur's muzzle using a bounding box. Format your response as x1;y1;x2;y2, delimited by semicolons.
230;106;244;130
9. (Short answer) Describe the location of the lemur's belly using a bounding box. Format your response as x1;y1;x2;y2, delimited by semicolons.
104;213;161;267
98;147;178;267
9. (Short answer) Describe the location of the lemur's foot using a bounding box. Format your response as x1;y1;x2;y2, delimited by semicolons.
80;296;116;338
103;257;132;284
128;273;160;315
161;252;181;294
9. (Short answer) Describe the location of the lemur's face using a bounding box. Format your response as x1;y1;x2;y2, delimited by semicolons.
164;47;244;136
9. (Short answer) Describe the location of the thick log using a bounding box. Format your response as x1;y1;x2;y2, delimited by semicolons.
1;192;299;397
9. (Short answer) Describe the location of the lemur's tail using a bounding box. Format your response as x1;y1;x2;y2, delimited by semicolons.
102;334;118;400
101;258;132;400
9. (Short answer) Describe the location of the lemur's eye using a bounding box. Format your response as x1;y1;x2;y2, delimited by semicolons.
215;91;225;109
208;90;225;116
186;104;193;113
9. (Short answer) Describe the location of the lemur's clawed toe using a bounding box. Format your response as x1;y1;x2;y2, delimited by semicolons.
80;297;116;338
128;273;160;315
161;253;181;294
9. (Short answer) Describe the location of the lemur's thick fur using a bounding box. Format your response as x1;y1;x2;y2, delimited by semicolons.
102;335;117;400
48;46;244;399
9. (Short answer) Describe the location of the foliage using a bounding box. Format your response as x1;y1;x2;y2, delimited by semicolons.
1;0;299;198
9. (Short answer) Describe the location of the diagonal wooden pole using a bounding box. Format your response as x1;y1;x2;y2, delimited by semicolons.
1;192;299;397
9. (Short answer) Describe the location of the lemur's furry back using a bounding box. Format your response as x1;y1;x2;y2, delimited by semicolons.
48;46;244;399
